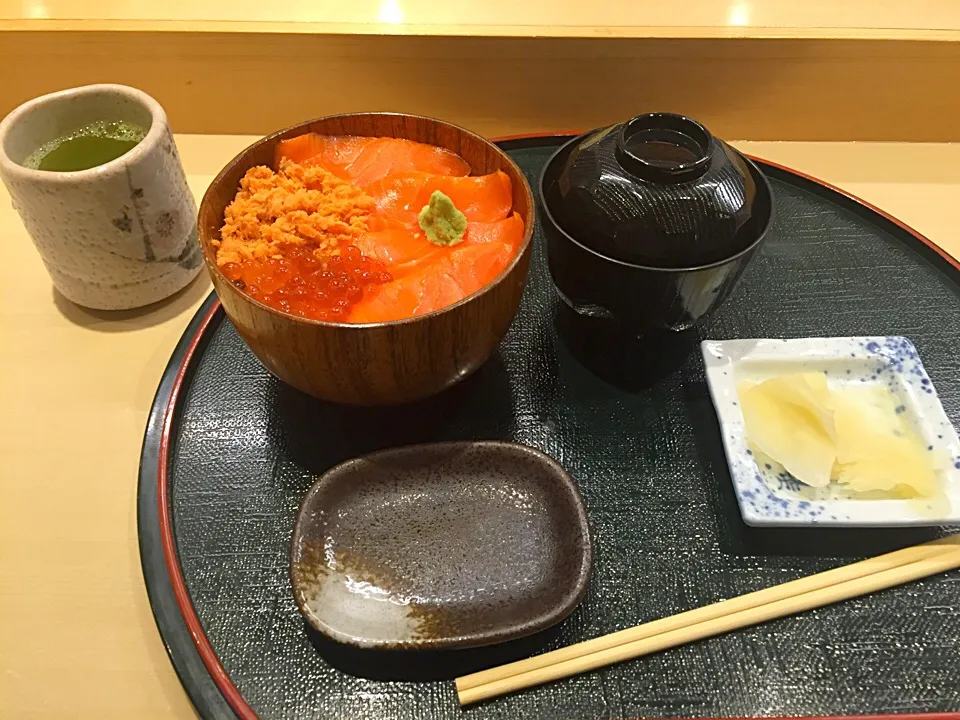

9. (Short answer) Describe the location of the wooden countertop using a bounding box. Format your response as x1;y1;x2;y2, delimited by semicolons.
3;3;960;141
2;0;960;39
1;136;959;718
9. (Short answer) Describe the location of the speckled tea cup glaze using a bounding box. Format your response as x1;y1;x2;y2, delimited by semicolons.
0;84;202;310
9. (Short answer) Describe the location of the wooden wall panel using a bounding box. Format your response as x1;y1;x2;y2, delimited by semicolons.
1;31;958;141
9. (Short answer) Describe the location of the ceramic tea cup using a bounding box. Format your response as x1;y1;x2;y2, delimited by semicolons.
0;84;202;310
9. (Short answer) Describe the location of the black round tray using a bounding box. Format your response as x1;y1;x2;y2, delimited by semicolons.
139;136;960;720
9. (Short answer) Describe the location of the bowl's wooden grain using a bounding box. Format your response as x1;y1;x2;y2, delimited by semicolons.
198;113;535;406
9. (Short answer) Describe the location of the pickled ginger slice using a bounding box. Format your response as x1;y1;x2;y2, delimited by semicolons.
833;438;938;497
758;372;837;440
830;384;909;463
829;384;939;497
739;376;836;488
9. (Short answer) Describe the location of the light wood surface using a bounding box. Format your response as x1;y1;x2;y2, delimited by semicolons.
2;0;960;39
2;33;960;142
3;1;960;143
1;135;959;719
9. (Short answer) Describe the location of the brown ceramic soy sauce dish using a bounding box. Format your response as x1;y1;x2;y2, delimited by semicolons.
290;441;592;650
540;112;774;332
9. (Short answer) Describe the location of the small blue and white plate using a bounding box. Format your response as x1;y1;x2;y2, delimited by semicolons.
701;336;960;527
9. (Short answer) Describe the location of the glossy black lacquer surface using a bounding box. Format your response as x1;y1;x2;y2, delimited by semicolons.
553;114;768;268
542;133;773;332
142;139;960;720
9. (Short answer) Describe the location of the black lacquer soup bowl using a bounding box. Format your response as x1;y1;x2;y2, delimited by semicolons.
540;113;774;332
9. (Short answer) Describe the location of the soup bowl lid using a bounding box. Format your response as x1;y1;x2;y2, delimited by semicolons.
548;113;769;268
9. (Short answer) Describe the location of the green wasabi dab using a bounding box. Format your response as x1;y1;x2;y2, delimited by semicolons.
418;190;468;246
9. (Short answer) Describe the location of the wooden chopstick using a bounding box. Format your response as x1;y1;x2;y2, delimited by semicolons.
457;535;958;693
456;535;960;706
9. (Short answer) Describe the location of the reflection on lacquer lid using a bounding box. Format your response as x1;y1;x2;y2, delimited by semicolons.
553;113;765;269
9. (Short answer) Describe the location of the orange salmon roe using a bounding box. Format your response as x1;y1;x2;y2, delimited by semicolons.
222;244;391;321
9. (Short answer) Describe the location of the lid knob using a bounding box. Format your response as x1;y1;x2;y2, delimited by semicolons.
614;113;713;183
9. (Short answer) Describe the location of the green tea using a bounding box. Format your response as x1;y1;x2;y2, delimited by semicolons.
24;120;147;172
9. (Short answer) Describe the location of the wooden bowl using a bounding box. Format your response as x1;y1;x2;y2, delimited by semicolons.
198;113;535;406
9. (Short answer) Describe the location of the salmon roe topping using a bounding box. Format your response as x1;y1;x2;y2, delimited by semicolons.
222;244;391;321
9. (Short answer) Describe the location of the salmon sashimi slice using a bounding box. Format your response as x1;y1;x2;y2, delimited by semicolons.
352;217;437;268
274;134;470;184
350;263;463;324
446;241;518;294
367;171;513;224
461;214;525;248
346;138;471;186
353;215;525;276
349;240;518;323
274;134;373;174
